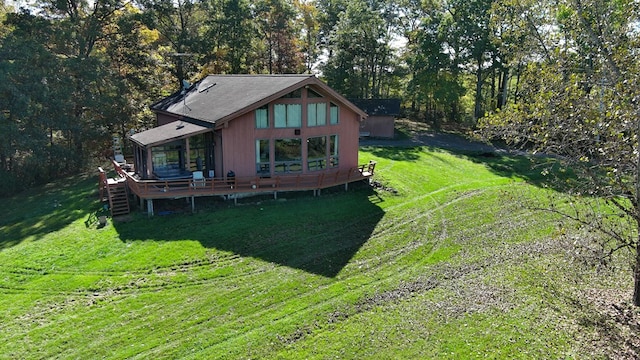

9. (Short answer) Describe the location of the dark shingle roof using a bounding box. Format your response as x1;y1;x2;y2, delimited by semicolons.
150;74;365;125
348;99;401;116
129;121;210;147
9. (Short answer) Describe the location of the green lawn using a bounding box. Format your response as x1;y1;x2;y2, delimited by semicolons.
0;146;636;359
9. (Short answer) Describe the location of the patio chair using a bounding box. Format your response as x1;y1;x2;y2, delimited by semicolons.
192;171;205;188
114;154;126;166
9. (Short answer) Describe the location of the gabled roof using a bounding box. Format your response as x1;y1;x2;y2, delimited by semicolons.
349;99;401;116
129;121;210;147
151;74;367;126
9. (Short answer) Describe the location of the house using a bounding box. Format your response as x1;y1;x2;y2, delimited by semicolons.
349;99;401;138
131;74;368;180
115;74;375;216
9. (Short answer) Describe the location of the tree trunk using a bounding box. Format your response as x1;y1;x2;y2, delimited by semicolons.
498;68;509;109
635;238;640;306
474;63;483;120
636;111;640;307
502;68;509;107
490;66;496;109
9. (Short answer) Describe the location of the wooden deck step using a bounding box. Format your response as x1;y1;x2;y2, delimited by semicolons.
98;167;131;217
108;183;130;217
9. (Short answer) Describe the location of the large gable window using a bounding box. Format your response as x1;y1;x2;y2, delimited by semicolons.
307;136;327;171
151;140;187;178
307;102;326;127
274;138;302;173
274;104;302;128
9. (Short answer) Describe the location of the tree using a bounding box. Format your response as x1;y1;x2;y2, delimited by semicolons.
102;4;166;138
315;0;348;60
0;0;123;176
0;10;64;189
201;0;254;74
322;0;398;99
442;0;498;120
480;0;640;306
0;0;160;194
138;0;205;87
403;0;464;126
254;0;304;74
297;0;320;73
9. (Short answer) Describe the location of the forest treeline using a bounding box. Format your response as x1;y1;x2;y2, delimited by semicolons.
0;0;638;196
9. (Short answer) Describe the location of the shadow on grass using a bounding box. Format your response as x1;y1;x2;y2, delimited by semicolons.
458;150;578;191
0;175;98;250
113;184;385;278
360;126;576;189
362;146;423;162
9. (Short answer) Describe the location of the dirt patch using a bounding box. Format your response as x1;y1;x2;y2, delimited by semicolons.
572;288;640;359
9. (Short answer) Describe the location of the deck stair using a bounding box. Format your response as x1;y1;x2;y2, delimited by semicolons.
98;167;131;217
112;135;123;158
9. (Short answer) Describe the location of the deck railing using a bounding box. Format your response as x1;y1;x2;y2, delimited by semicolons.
112;160;376;200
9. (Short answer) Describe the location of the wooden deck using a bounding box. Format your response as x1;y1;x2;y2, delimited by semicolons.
107;160;376;216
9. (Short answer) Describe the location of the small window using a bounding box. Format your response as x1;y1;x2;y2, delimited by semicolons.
307;102;327;127
280;89;302;98
307;88;323;98
274;104;302;128
256;105;269;128
329;135;339;167
256;139;270;176
330;103;339;124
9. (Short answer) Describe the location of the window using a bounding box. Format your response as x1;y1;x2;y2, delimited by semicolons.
307;102;326;127
329;135;339;167
151;140;186;177
256;105;269;128
307;136;327;171
330;103;339;124
274;138;302;173
256;139;270;176
307;88;323;98
274;104;302;128
189;134;205;171
281;89;302;98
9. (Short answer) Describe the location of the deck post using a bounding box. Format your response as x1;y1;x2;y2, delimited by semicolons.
147;199;154;217
191;196;195;213
345;183;348;191
273;191;277;200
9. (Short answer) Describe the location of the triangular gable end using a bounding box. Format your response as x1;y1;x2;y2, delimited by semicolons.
149;75;368;130
212;76;368;129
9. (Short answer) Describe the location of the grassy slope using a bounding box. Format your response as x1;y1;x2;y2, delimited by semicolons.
0;146;636;359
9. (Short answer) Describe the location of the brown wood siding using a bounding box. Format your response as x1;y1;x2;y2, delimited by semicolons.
157;113;180;126
361;115;395;138
338;109;362;170
220;112;257;177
